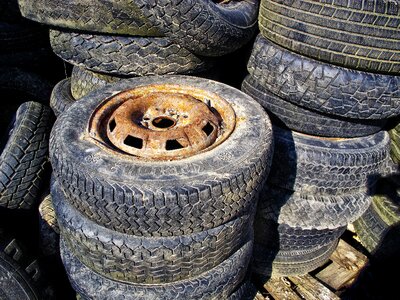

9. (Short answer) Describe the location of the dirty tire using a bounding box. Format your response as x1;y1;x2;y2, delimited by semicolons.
18;0;160;36
389;123;400;164
38;193;59;256
256;184;372;230
259;0;400;74
53;180;252;284
268;126;389;194
253;239;338;277
50;79;75;117
70;67;122;100
254;217;345;251
248;35;400;120
0;102;54;209
61;237;253;300
228;279;257;300
241;75;386;138
132;0;259;56
50;30;213;76
0;233;53;299
50;75;273;236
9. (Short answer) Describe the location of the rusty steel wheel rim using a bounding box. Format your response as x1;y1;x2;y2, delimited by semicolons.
88;84;236;160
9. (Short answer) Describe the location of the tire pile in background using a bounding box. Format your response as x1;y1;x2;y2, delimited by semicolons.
241;0;399;278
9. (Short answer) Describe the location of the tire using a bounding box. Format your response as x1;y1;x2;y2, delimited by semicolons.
0;233;53;299
70;67;122;100
389;123;400;164
50;79;75;117
247;35;400;120
60;237;253;300
228;279;257;300
18;0;161;36
0;67;52;132
256;184;372;230
132;0;259;56
0;102;54;209
253;239;338;277
0;22;48;52
53;179;253;284
268;126;389;194
259;0;400;74
38;193;59;256
241;74;386;138
254;217;345;251
50;75;273;236
50;30;213;76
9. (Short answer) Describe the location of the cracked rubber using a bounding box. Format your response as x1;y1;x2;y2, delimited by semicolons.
252;238;339;277
50;78;75;117
268;126;390;194
50;30;213;76
18;0;160;36
256;184;372;230
0;102;54;210
248;35;400;120
241;74;386;138
49;75;274;236
60;237;253;300
52;179;253;284
131;0;259;56
259;0;400;74
38;193;59;256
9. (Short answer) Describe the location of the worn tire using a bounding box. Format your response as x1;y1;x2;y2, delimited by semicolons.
50;75;273;236
61;237;253;300
268;126;389;194
248;35;400;120
132;0;259;56
50;79;75;117
256;184;372;230
259;0;400;74
50;30;213;76
18;0;160;36
242;75;386;138
253;239;338;277
53;180;252;284
0;102;54;209
389;123;400;164
38;193;59;256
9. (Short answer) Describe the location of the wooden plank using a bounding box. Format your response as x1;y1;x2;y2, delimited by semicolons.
289;274;340;300
263;277;302;300
315;239;368;291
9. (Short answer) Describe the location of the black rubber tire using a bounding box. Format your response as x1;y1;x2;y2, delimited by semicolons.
18;0;161;36
52;180;253;284
0;102;54;210
0;22;48;53
50;30;213;77
248;35;400;120
50;79;75;117
60;237;253;300
38;193;59;256
242;75;387;138
0;68;52;132
70;67;122;100
0;233;53;299
259;0;400;74
132;0;259;57
228;279;257;300
253;239;338;277
50;75;273;236
256;184;372;230
389;123;400;164
268;126;389;194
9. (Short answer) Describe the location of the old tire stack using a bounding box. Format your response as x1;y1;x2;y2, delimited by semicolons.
49;75;274;299
19;0;260;117
242;0;398;278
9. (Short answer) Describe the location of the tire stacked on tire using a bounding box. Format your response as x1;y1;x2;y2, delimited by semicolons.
49;76;274;299
241;0;398;277
18;0;260;116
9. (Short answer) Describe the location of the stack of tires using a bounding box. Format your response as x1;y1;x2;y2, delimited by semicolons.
49;76;274;299
17;0;260;117
242;0;397;277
